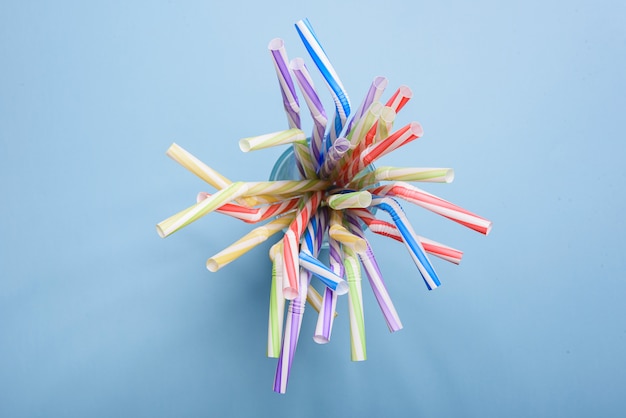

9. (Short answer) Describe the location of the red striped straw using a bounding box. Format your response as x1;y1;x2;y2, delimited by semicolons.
350;208;464;264
196;192;299;223
281;191;323;300
337;122;423;185
385;85;413;114
368;182;493;235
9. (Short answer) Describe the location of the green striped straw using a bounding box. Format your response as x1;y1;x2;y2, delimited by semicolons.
350;166;455;189
242;179;330;197
327;190;372;210
267;242;285;358
344;246;366;361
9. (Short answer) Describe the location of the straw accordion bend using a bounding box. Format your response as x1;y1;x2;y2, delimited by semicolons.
156;18;492;394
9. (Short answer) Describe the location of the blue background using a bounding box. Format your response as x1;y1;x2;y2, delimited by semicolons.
1;0;625;416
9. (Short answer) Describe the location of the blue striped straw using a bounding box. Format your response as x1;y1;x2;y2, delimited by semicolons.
372;196;441;290
299;251;348;294
295;18;351;157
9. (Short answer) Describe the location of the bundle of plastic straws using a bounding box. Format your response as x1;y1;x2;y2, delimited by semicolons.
156;18;492;394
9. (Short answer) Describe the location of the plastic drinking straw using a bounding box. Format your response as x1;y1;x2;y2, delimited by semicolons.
372;196;441;290
267;242;285;358
295;18;351;150
292;140;317;179
206;214;295;272
374;106;397;142
350;208;464;264
307;285;336;317
298;251;349;294
344;211;403;332
369;181;493;235
166;143;232;189
346;101;383;146
290;57;327;170
274;212;321;394
384;85;413;114
343;245;367;361
329;209;367;254
281;191;323;300
313;235;342;344
337;122;424;185
327;190;372;210
239;128;306;152
268;38;301;129
274;267;309;394
344;76;388;138
242;179;330;198
197;192;300;223
342;105;396;175
156;182;249;238
349;166;455;189
319;136;350;180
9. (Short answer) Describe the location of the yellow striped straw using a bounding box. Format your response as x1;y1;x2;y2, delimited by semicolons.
156;182;249;238
242;179;330;198
166;143;257;207
206;214;295;272
292;140;318;179
166;143;232;189
239;128;306;152
329;210;367;254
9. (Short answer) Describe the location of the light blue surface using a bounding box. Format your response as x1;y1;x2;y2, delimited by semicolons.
1;0;625;416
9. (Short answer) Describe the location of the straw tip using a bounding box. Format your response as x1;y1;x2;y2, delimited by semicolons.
484;221;494;235
400;85;413;99
335;281;349;295
156;224;167;238
410;122;424;137
353;240;368;255
313;335;330;344
238;139;251;152
283;287;298;300
268;38;283;50
358;192;372;208
445;169;455;183
290;57;305;70
206;259;219;272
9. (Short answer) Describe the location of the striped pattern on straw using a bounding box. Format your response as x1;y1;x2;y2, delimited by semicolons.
268;38;301;129
295;18;351;145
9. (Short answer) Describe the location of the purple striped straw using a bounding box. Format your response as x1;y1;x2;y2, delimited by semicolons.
274;213;321;393
319;136;350;180
344;76;388;138
290;58;327;171
345;211;403;332
268;38;301;129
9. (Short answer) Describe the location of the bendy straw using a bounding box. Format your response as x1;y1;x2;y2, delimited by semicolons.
369;181;492;235
372;196;441;290
290;57;327;170
268;38;301;129
157;17;492;394
295;18;351;147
